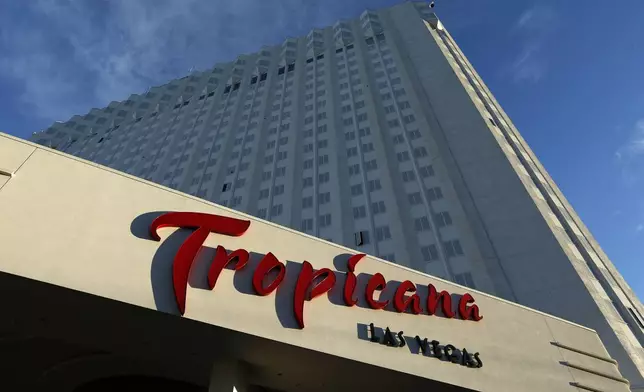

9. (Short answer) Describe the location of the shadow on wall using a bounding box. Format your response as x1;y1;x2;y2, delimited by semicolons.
130;212;467;328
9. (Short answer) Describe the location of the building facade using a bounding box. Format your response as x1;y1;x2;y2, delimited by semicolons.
28;2;644;388
0;132;634;391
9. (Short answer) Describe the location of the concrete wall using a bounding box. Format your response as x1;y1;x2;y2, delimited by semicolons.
0;133;631;391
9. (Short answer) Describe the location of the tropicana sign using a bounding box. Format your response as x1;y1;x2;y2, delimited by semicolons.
149;211;483;328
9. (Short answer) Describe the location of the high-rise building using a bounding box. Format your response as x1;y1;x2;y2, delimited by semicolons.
29;2;644;388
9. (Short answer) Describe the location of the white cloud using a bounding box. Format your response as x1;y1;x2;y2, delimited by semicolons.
506;5;559;84
636;224;644;233
0;0;339;124
615;119;644;184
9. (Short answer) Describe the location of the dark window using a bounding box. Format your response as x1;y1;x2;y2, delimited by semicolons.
199;95;205;100
306;58;313;64
223;85;231;94
278;66;285;75
316;54;324;60
489;118;497;127
232;82;240;91
207;92;215;97
250;76;258;84
336;47;343;53
355;231;370;246
287;63;295;72
183;100;190;106
260;73;267;81
174;104;181;109
346;44;354;50
222;183;231;192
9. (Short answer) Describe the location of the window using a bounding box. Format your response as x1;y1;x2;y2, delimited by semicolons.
279;136;288;145
230;196;242;207
275;167;286;177
262;171;272;181
402;170;416;182
454;272;475;288
346;131;356;141
343;118;354;126
421;245;439;262
301;218;313;232
349;164;360;176
351;184;363;196
271;204;283;216
319;213;331;227
355;230;370;246
347;147;358;157
393;134;404;144
362;143;374;152
304;144;313;153
318;124;327;133
318;140;328;149
304;159;313;169
303;177;313;187
375;226;391;241
367;179;381;191
387;119;400;128
318;155;329;165
273;184;285;195
414;147;428;158
277;151;288;161
414;217;431;232
365;160;378;171
302;196;313;208
259;188;269;199
427;187;444;201
222;182;232;192
397;151;410;162
436;211;453;227
236;178;246;187
359;127;371;137
318;172;330;183
318;192;331;205
420;165;435;178
353;206;366;219
257;208;267;219
444;240;464;257
371;201;386;215
408;192;422;205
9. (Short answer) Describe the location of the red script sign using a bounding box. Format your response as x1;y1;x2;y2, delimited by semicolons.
149;212;483;328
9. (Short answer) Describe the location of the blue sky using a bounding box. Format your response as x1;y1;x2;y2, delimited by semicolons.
1;0;642;297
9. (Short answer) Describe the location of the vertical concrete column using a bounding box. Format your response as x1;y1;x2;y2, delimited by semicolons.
208;360;249;392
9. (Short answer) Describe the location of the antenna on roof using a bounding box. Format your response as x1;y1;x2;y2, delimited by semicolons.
189;66;195;74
